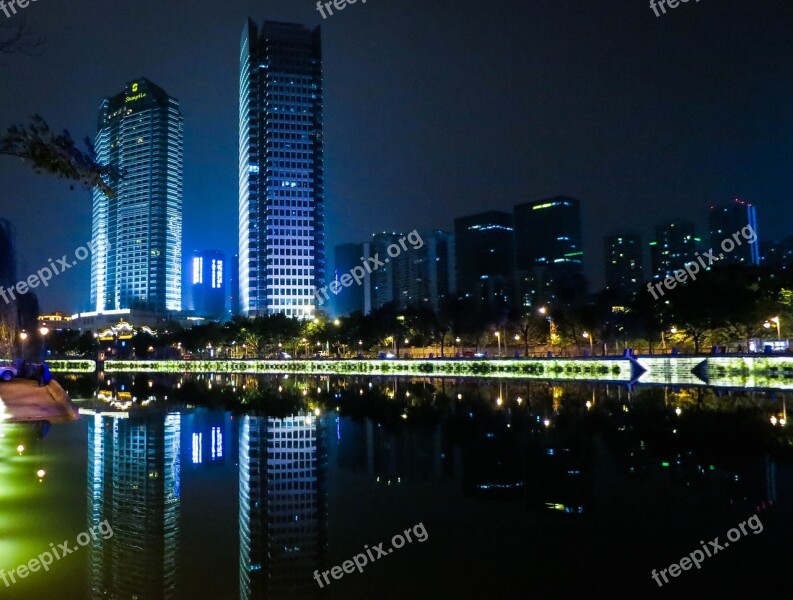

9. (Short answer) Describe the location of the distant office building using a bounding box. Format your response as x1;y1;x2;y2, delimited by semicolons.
187;250;225;318
604;234;643;299
397;230;454;312
228;253;240;318
513;197;584;306
650;221;700;280
708;199;759;265
239;414;327;599
369;232;403;310
454;211;513;308
87;412;181;600
91;78;184;314
239;19;325;318
761;237;793;272
333;242;370;315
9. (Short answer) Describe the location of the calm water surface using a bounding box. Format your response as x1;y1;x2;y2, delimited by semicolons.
1;374;791;599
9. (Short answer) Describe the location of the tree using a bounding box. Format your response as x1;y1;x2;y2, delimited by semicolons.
0;20;44;57
1;115;120;198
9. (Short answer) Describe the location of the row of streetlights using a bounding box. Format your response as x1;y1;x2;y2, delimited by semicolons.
18;326;49;360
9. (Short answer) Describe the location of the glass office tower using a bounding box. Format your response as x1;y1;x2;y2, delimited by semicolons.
239;414;327;599
239;19;325;318
87;412;182;599
91;78;184;313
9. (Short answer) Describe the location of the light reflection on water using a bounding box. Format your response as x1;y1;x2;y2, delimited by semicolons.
1;375;791;599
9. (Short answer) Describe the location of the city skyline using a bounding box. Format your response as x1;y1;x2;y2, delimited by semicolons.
2;0;793;312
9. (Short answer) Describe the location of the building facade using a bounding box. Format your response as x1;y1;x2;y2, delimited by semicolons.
187;250;226;318
513;197;584;306
604;233;643;300
91;78;183;314
239;20;325;318
396;230;454;312
650;221;699;280
239;414;327;599
87;412;181;599
708;199;759;265
454;211;514;308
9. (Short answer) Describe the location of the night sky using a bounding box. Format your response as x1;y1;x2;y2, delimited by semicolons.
1;0;792;311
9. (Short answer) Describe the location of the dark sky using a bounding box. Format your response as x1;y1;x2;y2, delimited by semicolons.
1;0;792;312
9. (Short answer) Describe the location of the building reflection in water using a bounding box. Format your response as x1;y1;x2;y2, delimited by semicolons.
239;413;328;599
86;411;181;599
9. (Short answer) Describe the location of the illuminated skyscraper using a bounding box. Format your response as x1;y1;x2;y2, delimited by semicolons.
87;412;181;600
91;78;183;313
239;414;327;599
239;20;325;318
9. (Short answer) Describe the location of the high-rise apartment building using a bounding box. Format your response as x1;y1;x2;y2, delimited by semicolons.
239;19;325;318
397;230;454;312
708;199;759;265
650;221;699;279
604;233;643;300
91;78;183;313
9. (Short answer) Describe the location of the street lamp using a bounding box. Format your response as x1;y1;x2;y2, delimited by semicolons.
39;326;49;360
19;330;28;359
495;331;501;355
582;332;593;354
538;307;553;351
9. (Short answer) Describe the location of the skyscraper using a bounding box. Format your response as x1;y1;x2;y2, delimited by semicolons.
370;232;403;310
513;197;584;306
87;412;181;600
604;233;643;300
91;78;184;313
187;250;226;318
397;230;454;312
650;221;699;279
239;414;327;599
239;20;325;318
454;211;514;308
708;199;759;265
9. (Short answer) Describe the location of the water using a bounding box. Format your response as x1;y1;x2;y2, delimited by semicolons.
1;374;791;599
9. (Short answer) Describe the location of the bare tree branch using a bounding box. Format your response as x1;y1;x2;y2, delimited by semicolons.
0;18;45;56
0;115;120;198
